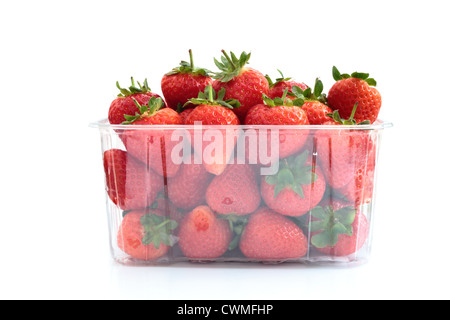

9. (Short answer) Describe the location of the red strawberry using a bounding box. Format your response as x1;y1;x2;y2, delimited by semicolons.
327;66;382;124
179;107;194;124
265;70;308;100
261;151;326;217
289;78;333;125
315;105;376;205
184;85;241;175
206;162;261;216
120;97;183;177
167;154;213;210
245;91;310;161
239;207;308;260
177;205;233;259
309;200;369;257
103;149;164;211
161;50;213;110
117;209;178;261
108;78;164;125
212;51;269;122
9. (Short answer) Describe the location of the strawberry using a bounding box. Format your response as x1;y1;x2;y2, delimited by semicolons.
117;209;178;261
184;85;241;175
178;107;194;124
205;162;261;216
120;97;183;177
327;66;382;124
103;149;164;211
315;105;376;205
309;200;369;257
108;78;164;125
245;91;310;161
161;50;213;110
265;70;308;100
167;154;213;210
261;151;326;217
212;51;269;122
290;78;333;125
177;205;233;259
239;207;308;260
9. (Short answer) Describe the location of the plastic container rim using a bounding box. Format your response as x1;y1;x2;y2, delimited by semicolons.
90;119;393;131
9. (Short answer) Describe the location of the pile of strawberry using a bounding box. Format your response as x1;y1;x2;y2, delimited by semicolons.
103;50;383;263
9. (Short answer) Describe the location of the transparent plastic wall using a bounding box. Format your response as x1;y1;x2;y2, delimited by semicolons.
91;120;392;266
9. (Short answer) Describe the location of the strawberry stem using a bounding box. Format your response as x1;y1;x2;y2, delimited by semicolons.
349;103;358;122
189;49;194;69
222;50;236;69
282;89;289;105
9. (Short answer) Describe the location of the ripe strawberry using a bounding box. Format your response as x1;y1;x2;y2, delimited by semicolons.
309;200;369;257
184;85;241;175
108;78;164;125
261;151;326;217
327;66;382;124
103;149;164;211
178;107;194;124
212;50;269;122
167;154;213;210
206;162;261;215
315;105;376;205
290;78;333;125
265;70;308;100
239;207;308;260
161;50;213;110
117;209;178;261
177;205;233;259
245;91;310;161
120;97;183;177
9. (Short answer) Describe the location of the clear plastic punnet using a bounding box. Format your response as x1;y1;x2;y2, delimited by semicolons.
90;120;392;266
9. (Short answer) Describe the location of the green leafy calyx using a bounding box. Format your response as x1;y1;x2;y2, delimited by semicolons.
265;70;293;89
165;49;212;77
213;50;251;83
262;89;305;108
291;78;327;104
265;151;319;198
327;103;371;125
219;214;249;251
185;85;241;109
122;97;165;124
332;66;377;86
116;77;152;97
310;205;356;248
140;213;178;249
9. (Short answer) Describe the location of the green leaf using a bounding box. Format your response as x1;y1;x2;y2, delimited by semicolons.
365;78;377;86
228;235;240;251
265;175;278;185
311;232;331;249
334;207;356;225
332;66;342;81
278;168;295;185
314;78;324;97
294;151;309;168
291;85;304;97
351;72;370;80
310;207;328;220
217;87;226;101
263;94;276;107
292;98;305;107
291;184;304;198
274;183;286;198
303;88;312;99
310;220;326;232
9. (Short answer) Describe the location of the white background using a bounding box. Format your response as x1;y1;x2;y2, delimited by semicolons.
1;0;449;300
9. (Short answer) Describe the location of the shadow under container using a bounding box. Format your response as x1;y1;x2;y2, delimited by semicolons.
90;120;392;266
